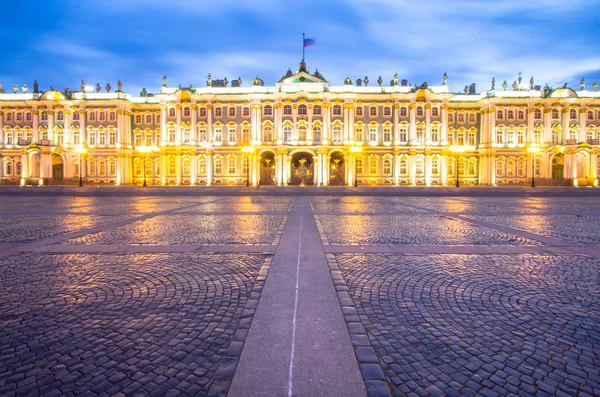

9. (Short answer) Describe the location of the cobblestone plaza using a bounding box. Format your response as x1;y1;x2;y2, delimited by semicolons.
0;189;599;396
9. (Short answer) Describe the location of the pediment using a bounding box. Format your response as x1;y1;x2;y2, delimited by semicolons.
278;71;327;85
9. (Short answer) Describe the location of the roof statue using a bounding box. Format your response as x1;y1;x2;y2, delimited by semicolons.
502;80;508;90
464;85;469;94
0;82;4;93
33;80;39;94
140;88;147;97
49;86;54;91
12;84;18;93
364;76;369;86
443;72;448;86
95;83;101;93
518;71;522;85
117;80;123;92
344;75;353;85
593;81;598;92
530;77;534;90
391;73;399;86
512;80;518;90
80;80;85;92
314;69;325;80
491;77;495;90
162;75;167;88
543;83;550;96
285;68;293;78
207;74;212;87
563;83;568;89
252;76;264;86
22;84;28;93
580;78;585;91
377;76;383;86
65;86;72;96
105;83;111;93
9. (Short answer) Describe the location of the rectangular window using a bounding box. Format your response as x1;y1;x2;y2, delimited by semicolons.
229;107;236;117
198;128;207;142
468;132;476;146
146;115;152;123
135;134;142;147
369;127;377;142
99;112;106;121
6;113;13;122
109;112;116;121
355;127;363;142
145;133;153;146
89;112;96;121
383;127;391;142
214;128;222;142
16;113;22;122
228;127;236;143
399;127;407;142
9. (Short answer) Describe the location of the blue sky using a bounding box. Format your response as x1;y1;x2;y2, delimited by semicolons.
2;0;600;95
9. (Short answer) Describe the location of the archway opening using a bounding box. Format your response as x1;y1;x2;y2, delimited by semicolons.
291;152;314;186
551;154;564;181
260;152;276;185
51;154;64;183
329;152;345;186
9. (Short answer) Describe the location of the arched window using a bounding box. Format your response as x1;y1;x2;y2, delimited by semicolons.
399;125;408;142
534;127;543;144
517;110;524;120
354;126;364;142
517;157;526;177
369;125;377;142
588;111;594;120
431;107;439;117
312;125;322;142
228;158;236;174
199;107;207;117
416;125;424;142
496;158;505;177
458;114;465;123
507;158;515;177
431;125;439;142
135;159;143;176
15;160;21;176
4;128;13;145
457;158;466;176
214;107;222;117
15;127;23;145
5;160;13;176
469;113;476;123
298;104;307;115
168;108;176;118
108;158;117;176
355;107;363;117
333;105;342;116
507;110;514;119
56;111;64;121
496;110;503;120
552;109;559;119
569;127;578;141
369;157;377;174
228;107;236;117
468;159;477;175
517;127;526;144
167;157;176;175
228;126;236;143
146;114;152;123
98;159;106;176
298;125;307;141
431;158;439;175
383;126;392;142
415;157;424;176
534;109;542;119
468;129;476;146
242;126;250;143
98;127;106;145
506;127;515;144
183;125;191;142
313;105;322;115
73;111;80;121
552;127;561;144
356;158;363;175
416;106;423;116
108;128;116;145
262;125;273;142
87;128;96;145
283;105;292;115
182;107;190;117
136;115;142;124
400;159;407;175
283;125;292;142
109;112;116;122
384;107;392;117
55;128;64;145
570;109;577;120
369;106;377;116
168;124;176;142
72;129;80;145
263;105;272;116
383;159;392;175
587;126;596;141
457;128;465;145
241;107;249;118
400;107;407;117
99;111;106;122
332;125;342;143
214;127;222;142
198;157;207;176
182;157;191;177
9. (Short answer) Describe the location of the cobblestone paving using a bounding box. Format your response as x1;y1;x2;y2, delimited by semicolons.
464;214;600;245
334;253;600;397
0;215;137;243
0;253;269;397
62;214;286;246
311;197;429;214
316;214;542;246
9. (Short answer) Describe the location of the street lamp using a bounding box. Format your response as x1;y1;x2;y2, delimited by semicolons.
74;145;88;187
449;145;465;187
350;146;363;187
527;146;541;188
241;146;255;187
136;146;159;187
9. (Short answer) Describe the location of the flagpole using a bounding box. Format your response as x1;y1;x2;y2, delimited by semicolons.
302;32;305;61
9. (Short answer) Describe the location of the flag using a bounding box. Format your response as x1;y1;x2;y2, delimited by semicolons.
303;38;315;48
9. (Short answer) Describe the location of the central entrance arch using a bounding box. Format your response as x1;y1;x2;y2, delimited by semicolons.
291;152;314;186
552;154;564;181
51;153;64;183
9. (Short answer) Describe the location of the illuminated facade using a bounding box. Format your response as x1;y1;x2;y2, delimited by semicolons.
1;62;599;187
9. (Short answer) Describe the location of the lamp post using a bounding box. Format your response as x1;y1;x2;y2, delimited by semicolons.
350;146;363;187
527;146;541;188
449;145;465;187
241;146;255;187
74;145;88;187
136;146;159;187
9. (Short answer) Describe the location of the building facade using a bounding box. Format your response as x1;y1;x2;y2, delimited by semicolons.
1;62;599;187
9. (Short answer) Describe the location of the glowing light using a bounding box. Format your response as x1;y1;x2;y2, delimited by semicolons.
74;145;88;154
449;145;466;153
527;147;541;153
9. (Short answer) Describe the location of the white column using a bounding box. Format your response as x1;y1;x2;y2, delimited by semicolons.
79;108;86;144
191;154;198;185
425;155;431;186
441;105;448;144
0;111;4;144
394;151;400;185
48;110;55;145
176;154;182;185
409;104;416;145
176;105;182;143
160;106;167;144
191;105;198;143
64;110;71;145
562;108;569;142
160;155;167;185
206;151;213;186
579;110;587;143
20;151;29;184
275;104;282;143
543;107;552;143
527;107;535;144
323;104;330;143
393;104;400;144
409;154;416;185
207;104;214;142
285;155;291;186
425;105;432;143
441;155;448;185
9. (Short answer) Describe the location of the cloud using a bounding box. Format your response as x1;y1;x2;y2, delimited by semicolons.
36;39;114;60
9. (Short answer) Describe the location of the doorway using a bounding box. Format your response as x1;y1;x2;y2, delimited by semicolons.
329;152;345;186
291;153;314;186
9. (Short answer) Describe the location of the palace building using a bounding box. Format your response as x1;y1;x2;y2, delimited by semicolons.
1;61;599;187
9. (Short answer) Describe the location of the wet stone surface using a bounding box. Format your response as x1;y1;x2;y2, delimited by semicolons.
334;253;600;397
62;214;287;246
0;253;268;397
315;214;542;246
